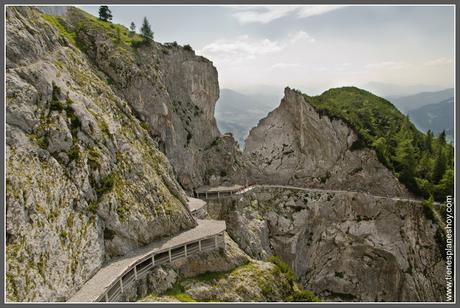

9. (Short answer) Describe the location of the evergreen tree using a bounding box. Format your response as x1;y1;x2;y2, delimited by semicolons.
439;130;446;145
98;6;113;22
140;17;154;44
425;129;433;153
395;138;417;191
432;147;447;184
129;22;136;34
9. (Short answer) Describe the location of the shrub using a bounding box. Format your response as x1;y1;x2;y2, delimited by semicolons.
268;256;296;285
288;290;321;302
95;173;115;198
183;44;193;51
50;100;65;111
68;144;80;161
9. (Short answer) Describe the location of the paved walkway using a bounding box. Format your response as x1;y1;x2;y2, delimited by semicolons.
201;184;428;204
187;197;207;213
68;219;225;302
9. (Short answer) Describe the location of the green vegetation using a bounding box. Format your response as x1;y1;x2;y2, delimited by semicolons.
140;17;154;44
183;44;193;52
98;5;112;22
164;283;196;302
287;289;321;302
44;8;144;50
302;87;454;201
268;256;320;302
42;14;77;45
95;172;115;198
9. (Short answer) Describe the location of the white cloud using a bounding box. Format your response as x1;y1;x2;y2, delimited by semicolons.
231;6;298;24
199;30;315;64
297;5;346;18
424;57;453;66
199;35;283;63
365;61;406;70
288;30;315;43
230;5;346;24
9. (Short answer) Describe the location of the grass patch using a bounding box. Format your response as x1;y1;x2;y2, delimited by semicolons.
42;14;77;46
164;283;196;302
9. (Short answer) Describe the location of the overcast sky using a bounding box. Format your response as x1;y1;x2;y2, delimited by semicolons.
80;5;455;96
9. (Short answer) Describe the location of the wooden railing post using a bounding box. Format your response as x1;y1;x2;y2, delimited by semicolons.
184;244;187;257
218;191;220;199
152;255;155;265
168;249;172;262
134;267;138;280
205;192;208;199
214;234;218;248
198;240;202;251
105;293;109;302
120;278;124;293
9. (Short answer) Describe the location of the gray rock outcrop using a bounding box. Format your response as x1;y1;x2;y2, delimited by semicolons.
61;8;244;190
207;187;445;302
244;88;411;198
6;6;196;302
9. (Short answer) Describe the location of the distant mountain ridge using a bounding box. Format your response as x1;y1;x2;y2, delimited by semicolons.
215;89;281;147
386;88;454;141
386;88;454;112
408;97;454;141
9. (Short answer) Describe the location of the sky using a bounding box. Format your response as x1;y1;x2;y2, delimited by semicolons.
80;5;455;97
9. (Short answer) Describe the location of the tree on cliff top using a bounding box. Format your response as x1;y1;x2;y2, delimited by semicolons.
140;17;154;44
98;6;112;22
129;22;136;35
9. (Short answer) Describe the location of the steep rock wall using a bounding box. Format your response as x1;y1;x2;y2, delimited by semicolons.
244;88;410;198
6;7;196;301
207;187;445;302
61;7;244;190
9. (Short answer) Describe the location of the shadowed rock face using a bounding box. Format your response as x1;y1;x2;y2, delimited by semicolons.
6;7;196;302
244;88;410;198
206;187;445;302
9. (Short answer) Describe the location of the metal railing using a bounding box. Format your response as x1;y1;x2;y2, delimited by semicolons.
97;232;225;302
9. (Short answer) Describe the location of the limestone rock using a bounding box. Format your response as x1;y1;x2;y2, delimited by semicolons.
206;187;445;302
6;6;196;302
244;87;411;198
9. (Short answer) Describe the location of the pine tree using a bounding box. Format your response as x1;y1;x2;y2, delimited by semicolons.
425;129;433;153
140;17;154;44
432;147;447;184
129;22;136;34
395;138;417;191
98;6;113;22
439;130;446;145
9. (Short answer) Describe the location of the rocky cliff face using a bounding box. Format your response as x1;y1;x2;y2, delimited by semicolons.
244;88;410;198
206;187;445;302
6;7;197;301
60;7;243;190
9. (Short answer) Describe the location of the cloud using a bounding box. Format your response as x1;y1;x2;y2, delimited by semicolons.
297;5;346;18
365;61;406;70
199;35;283;63
231;6;298;24
230;5;346;24
424;57;453;66
199;30;315;63
288;30;315;43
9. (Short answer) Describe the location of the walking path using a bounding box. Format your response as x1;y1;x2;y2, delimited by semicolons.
187;197;207;213
68;184;441;302
68;219;225;303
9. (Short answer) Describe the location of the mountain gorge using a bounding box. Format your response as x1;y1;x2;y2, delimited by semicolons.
5;6;451;303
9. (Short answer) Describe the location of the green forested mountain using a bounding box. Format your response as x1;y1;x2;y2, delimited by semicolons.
303;87;454;201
